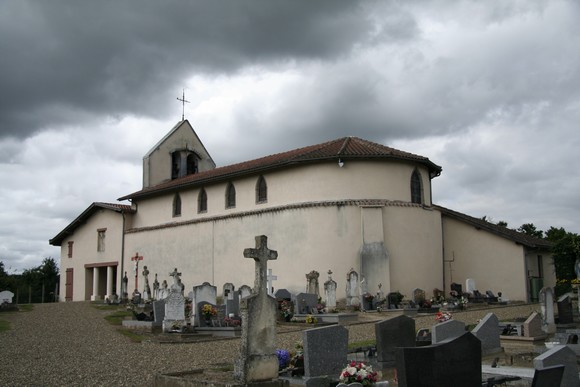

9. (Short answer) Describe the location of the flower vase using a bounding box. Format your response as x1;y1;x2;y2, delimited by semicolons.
204;317;212;326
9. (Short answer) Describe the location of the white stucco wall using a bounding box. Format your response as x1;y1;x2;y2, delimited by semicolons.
131;160;433;229
441;216;529;301
58;209;125;301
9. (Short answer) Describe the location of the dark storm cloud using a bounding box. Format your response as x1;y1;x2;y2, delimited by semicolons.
0;0;379;139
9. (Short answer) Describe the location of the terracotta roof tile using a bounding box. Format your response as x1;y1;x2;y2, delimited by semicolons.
435;205;552;249
120;136;442;201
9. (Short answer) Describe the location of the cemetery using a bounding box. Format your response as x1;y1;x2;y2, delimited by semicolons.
4;237;580;385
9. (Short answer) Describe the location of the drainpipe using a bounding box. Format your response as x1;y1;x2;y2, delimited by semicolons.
441;215;446;292
120;210;126;299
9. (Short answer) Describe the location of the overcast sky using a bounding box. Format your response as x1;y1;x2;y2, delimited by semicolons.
1;0;579;274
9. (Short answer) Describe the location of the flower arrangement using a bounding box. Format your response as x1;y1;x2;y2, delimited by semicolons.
339;361;378;386
305;315;318;324
435;311;452;323
364;293;375;302
280;300;293;319
201;304;217;318
224;317;241;327
276;349;290;370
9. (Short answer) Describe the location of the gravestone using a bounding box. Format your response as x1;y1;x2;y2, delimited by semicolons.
223;282;235;300
523;312;544;338
0;290;14;304
431;319;466;344
294;293;318;314
152;299;166;324
396;333;482;387
375;315;416;366
450;282;462;297
345;268;360;307
533;345;580;387
238;285;252;299
226;290;240;317
412;288;425;305
324;270;337;309
152;273;160;300
163;268;186;332
303;325;348;379
531;365;565;387
142;265;151;301
192;282;217;326
274;289;292;301
471;313;501;355
465;278;476;294
305;270;320;296
557;294;573;324
158;280;169;300
234;235;279;384
539;287;556;333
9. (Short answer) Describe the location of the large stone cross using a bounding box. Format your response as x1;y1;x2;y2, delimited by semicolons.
243;235;278;294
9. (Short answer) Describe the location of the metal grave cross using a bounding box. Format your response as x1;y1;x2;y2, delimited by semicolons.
243;235;278;294
266;268;278;295
131;252;143;292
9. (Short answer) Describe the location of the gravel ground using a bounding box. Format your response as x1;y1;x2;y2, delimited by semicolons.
0;301;540;386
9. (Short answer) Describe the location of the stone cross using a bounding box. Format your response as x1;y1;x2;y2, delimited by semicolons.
243;235;278;293
169;268;182;291
266;268;278;295
131;253;143;292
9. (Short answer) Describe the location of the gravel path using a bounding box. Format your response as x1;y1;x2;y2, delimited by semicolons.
0;302;540;386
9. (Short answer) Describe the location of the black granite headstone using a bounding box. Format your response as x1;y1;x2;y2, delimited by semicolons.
395;332;482;387
557;294;573;324
375;315;416;366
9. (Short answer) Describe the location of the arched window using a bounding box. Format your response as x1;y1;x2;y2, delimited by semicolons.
173;193;182;217
256;175;267;203
226;183;236;208
198;188;207;213
410;169;423;204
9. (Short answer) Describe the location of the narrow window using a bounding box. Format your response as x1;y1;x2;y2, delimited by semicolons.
198;188;207;213
256;175;267;203
67;241;74;258
226;183;236;208
97;229;106;252
173;193;182;217
537;255;544;278
410;169;423;204
186;154;198;175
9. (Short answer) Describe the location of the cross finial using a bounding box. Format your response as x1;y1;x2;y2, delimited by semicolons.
243;235;278;293
176;88;190;121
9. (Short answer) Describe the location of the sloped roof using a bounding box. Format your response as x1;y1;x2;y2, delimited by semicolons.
49;202;135;246
435;205;552;249
120;136;442;201
143;120;215;166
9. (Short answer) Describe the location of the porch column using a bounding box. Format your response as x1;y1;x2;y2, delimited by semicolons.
91;268;100;301
106;266;114;300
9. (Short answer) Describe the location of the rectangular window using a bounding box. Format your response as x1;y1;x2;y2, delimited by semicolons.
67;241;74;258
97;229;106;252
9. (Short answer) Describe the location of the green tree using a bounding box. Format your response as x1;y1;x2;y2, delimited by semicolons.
552;231;580;296
21;258;59;303
517;223;544;239
546;226;567;242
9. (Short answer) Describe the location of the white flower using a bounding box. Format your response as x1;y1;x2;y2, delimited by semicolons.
358;369;368;378
347;366;357;376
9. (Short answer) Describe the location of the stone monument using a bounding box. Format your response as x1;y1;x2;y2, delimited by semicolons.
305;270;320;296
324;270;337;309
234;235;281;384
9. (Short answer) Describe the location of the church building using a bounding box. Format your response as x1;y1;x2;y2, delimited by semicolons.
50;120;554;303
